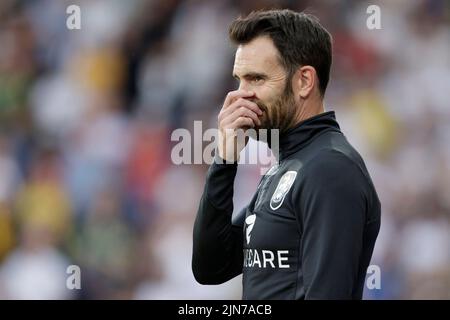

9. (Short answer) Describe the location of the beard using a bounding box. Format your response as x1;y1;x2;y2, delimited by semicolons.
252;80;299;136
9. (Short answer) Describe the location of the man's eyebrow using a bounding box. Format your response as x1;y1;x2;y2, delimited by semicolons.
232;72;268;80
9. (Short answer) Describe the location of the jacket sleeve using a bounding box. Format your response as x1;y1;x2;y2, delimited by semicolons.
192;155;244;284
294;150;370;299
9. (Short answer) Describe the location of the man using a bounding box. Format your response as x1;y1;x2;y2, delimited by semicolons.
192;9;381;300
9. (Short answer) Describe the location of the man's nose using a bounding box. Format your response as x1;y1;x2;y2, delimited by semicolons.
238;81;251;92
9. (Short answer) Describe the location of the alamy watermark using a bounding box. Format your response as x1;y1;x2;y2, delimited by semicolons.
66;5;81;30
366;264;381;290
171;121;280;174
366;4;381;30
66;265;81;290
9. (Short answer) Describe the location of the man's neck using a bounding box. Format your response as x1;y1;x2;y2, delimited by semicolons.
294;98;325;126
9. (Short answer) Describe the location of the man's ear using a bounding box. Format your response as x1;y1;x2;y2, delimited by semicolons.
294;66;316;99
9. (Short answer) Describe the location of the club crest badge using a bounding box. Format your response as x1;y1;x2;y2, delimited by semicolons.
270;171;297;210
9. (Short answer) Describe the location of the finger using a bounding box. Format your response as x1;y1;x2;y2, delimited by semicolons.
219;97;262;122
230;116;255;129
223;90;255;109
221;105;261;128
235;106;261;127
228;97;263;116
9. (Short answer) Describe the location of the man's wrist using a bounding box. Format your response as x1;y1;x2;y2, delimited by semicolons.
214;149;239;165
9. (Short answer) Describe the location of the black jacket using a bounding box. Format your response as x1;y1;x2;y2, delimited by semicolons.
192;111;381;299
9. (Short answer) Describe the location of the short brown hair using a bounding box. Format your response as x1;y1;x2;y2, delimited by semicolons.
229;9;332;96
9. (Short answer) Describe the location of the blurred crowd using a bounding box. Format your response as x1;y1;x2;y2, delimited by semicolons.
0;0;448;299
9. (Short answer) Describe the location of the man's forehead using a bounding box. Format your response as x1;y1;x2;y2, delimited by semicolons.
233;36;282;75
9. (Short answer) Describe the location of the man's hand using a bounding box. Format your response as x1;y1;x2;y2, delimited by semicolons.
217;90;263;163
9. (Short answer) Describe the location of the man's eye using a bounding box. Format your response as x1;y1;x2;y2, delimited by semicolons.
252;77;264;84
